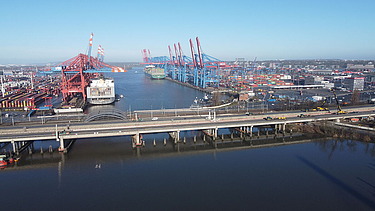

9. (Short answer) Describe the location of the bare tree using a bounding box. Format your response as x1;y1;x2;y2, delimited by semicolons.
351;89;360;105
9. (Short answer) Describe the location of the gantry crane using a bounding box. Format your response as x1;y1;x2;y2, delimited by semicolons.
143;37;225;89
59;33;126;103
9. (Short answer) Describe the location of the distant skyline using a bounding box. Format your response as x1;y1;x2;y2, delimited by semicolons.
1;0;374;64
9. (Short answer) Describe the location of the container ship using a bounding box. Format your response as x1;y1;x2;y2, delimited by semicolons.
144;65;166;79
86;77;115;105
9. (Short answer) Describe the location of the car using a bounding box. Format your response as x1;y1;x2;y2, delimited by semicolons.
245;112;253;116
297;114;310;118
276;117;286;120
151;117;158;121
263;116;273;120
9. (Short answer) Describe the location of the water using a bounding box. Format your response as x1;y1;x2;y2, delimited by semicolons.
87;68;205;112
1;69;375;210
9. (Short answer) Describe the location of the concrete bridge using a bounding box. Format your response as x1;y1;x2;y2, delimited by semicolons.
0;105;374;153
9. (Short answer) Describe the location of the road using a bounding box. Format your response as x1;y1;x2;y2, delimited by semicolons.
0;105;374;143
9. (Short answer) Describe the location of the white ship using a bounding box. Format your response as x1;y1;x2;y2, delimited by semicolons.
86;77;115;105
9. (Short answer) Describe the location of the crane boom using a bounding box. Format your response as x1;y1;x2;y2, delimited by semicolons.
189;39;197;68
331;89;346;114
196;37;204;69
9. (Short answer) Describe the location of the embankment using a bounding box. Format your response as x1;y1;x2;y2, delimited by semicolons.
288;121;375;143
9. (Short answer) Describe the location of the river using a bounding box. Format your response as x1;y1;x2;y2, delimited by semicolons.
1;69;375;210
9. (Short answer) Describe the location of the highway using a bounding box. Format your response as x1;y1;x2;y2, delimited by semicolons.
1;105;374;144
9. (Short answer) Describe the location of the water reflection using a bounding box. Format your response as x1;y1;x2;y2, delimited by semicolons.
315;139;375;158
356;177;375;195
4;138;375;173
1;137;375;210
297;155;375;209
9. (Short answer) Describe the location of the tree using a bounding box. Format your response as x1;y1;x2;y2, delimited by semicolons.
351;89;360;105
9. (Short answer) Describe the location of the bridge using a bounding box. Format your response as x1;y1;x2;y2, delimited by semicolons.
84;108;127;122
0;105;374;153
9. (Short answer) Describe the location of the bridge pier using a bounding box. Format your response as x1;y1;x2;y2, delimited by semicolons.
176;131;180;143
11;141;32;155
201;129;218;145
132;133;143;148
58;137;67;153
175;131;180;143
202;129;216;138
55;124;59;142
201;129;217;148
214;127;218;140
169;131;180;144
11;141;17;155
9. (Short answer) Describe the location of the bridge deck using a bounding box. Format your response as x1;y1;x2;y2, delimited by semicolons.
0;106;374;143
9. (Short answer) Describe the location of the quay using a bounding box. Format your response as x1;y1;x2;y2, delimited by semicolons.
165;77;212;93
0;105;374;154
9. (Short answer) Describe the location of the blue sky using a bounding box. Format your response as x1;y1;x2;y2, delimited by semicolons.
1;0;374;64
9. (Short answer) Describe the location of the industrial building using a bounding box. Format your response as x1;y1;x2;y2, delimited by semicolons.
343;77;365;91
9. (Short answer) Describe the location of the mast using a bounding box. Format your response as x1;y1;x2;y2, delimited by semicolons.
1;70;4;97
87;33;94;68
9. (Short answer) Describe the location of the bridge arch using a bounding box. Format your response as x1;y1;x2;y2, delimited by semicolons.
84;108;127;122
